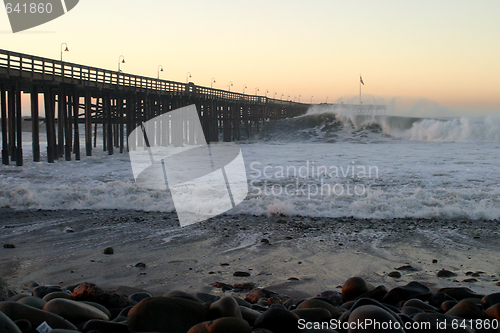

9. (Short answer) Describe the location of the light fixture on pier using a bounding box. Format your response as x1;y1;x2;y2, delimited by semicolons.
287;94;290;101
281;93;284;100
158;65;164;79
310;95;313;104
186;72;192;83
60;43;69;61
274;92;277;99
255;87;259;96
118;55;125;72
228;81;233;92
211;78;216;88
265;89;269;97
243;85;247;94
326;96;329;103
299;95;301;103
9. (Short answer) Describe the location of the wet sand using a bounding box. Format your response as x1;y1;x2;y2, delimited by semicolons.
1;209;499;297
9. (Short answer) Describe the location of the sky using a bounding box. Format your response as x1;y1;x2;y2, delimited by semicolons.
1;0;500;115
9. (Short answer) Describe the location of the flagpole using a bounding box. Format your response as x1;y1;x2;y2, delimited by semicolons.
359;73;362;105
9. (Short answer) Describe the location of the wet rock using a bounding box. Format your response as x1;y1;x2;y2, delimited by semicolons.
481;292;500;310
233;271;251;277
245;289;274;304
103;247;114;254
134;262;146;268
17;295;47;309
13;319;30;332
292;308;332;322
437;287;483;301
239;306;261;326
0;311;21;333
382;281;431;306
316;290;343;306
42;291;73;302
128;292;151;303
388;271;401;278
342;277;374;302
187;317;252;333
21;280;39;291
72;283;134;309
43;298;109;324
348;305;404;332
254;305;300;333
403;299;438;312
437;269;457;278
209;296;242;319
196;293;220;304
163;290;202;303
445;299;485;319
3;244;15;248
297;299;346;319
484;303;500;320
0;301;77;331
32;285;64;299
428;292;456;308
127;297;209;333
82;319;129;333
233;282;255;291
440;300;457;312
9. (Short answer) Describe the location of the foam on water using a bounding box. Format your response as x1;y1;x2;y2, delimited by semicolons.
1;106;500;221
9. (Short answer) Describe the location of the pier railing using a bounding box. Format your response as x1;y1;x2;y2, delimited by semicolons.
0;49;302;106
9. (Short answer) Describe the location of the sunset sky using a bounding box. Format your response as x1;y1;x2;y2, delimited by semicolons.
1;0;499;115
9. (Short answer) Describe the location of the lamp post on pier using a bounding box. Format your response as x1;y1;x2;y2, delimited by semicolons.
211;78;216;88
60;43;69;61
186;72;192;83
118;55;125;72
157;65;163;79
228;81;233;92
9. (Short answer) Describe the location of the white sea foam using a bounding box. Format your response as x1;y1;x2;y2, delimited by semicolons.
1;118;500;220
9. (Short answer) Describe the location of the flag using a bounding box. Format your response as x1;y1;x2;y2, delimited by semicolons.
360;76;364;85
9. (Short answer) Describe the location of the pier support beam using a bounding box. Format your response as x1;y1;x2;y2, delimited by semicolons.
15;83;22;166
1;85;8;165
31;85;40;162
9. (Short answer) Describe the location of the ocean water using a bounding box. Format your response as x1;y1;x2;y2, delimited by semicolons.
1;104;500;220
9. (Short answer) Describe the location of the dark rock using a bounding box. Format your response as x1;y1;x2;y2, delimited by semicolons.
342;277;374;302
388;271;402;278
441;300;457;312
128;292;152;303
296;299;346;319
134;262;146;268
21;280;39;291
239;306;261;326
245;289;275;304
32;285;64;299
356;285;388;302
13;319;30;332
17;296;47;309
254;306;300;333
103;247;114;255
396;265;418;271
209;296;242;319
186;317;251;333
292;308;332;322
163;290;202;303
71;283;134;309
437;287;483;301
233;282;255;291
382;281;431;306
82;319;129;333
127;297;209;333
0;311;21;333
0;278;10;302
3;244;15;248
233;271;251;277
445;299;485;319
484;303;500;320
437;269;457;278
481;292;500;310
43;298;109;324
403;299;438;312
428;292;456;308
348;305;404;332
196;293;221;304
315;290;343;306
0;301;77;331
42;291;73;302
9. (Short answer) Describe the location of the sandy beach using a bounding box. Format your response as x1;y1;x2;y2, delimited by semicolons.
1;209;499;298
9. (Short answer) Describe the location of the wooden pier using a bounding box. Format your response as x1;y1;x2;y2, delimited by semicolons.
0;49;310;166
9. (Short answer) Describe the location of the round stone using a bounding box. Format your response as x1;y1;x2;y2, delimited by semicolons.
187;317;251;333
342;277;373;302
43;298;110;324
127;297;209;333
